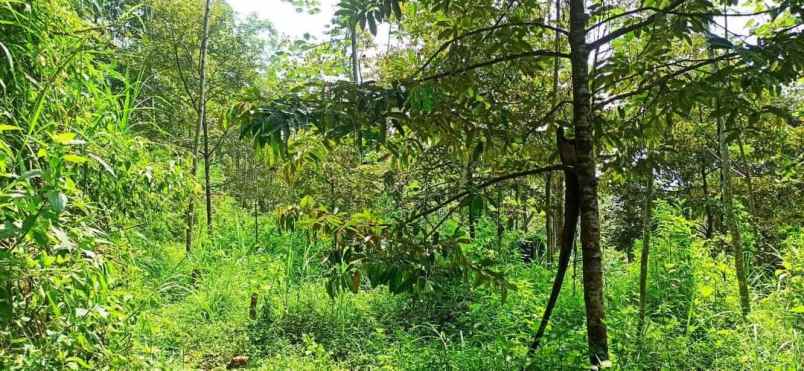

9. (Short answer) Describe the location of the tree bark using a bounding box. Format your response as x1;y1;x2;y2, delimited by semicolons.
639;164;653;331
466;164;477;240
254;198;259;242
718;111;751;316
545;0;561;267
554;174;564;266
497;186;504;249
521;182;529;232
199;0;213;237
544;172;553;265
710;30;751;315
737;136;765;265
700;159;715;239
185;0;213;252
350;22;361;84
568;0;609;364
529;144;579;354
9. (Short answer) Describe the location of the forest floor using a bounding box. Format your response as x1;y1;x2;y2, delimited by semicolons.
113;198;802;370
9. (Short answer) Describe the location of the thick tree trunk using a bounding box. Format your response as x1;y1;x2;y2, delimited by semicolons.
568;0;609;364
639;165;653;331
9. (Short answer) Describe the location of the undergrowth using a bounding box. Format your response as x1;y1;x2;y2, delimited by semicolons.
103;198;803;370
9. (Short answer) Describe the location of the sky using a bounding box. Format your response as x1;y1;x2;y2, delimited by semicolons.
227;0;339;39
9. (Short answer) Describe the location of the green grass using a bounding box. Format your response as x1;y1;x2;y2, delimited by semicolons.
108;198;803;370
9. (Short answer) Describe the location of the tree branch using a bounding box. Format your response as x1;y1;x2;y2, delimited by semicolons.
589;0;687;50
414;50;570;83
403;165;566;224
525;100;572;138
412;22;570;80
593;52;737;108
587;4;776;33
169;30;200;113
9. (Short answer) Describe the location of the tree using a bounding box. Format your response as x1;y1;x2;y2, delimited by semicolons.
239;0;803;366
126;0;272;250
199;0;213;237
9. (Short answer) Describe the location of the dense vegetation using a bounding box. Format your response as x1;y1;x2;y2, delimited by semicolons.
1;0;802;369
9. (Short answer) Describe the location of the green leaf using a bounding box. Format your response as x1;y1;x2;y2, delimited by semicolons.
48;191;67;213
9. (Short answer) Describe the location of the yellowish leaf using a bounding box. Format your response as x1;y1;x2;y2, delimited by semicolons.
0;124;21;132
64;154;87;164
52;132;76;145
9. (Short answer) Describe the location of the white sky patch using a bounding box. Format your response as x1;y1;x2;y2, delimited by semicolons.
228;0;390;45
227;0;339;39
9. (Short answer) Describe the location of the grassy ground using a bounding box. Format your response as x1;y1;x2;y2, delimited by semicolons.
110;199;803;370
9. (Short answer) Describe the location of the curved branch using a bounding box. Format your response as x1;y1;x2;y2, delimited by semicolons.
414;50;570;83
593;52;737;108
412;22;569;79
403;165;566;224
525;100;572;138
589;0;687;50
587;2;779;33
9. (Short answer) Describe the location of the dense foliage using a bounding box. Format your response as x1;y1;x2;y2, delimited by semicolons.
1;0;802;369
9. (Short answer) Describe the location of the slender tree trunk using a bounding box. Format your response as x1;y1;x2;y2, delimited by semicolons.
710;30;751;315
544;172;553;265
555;174;564;265
736;137;758;222
497;187;503;249
185;0;212;252
466;145;481;240
199;0;213;237
639;164;653;331
529;163;579;354
700;159;715;239
569;0;609;363
521;182;529;233
466;172;477;240
349;22;363;157
254;198;259;242
545;0;561;267
718;112;751;316
737;136;764;266
350;22;360;84
513;183;520;230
